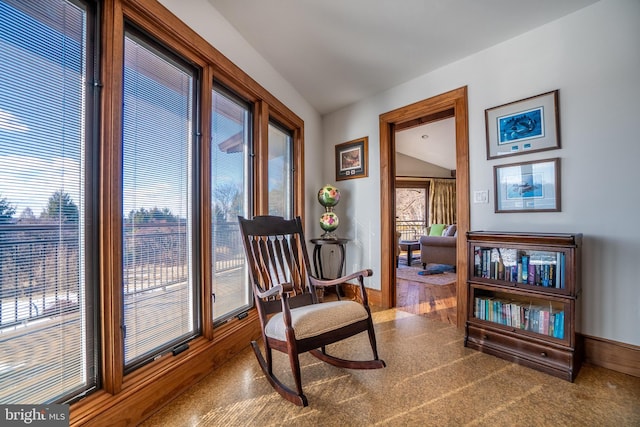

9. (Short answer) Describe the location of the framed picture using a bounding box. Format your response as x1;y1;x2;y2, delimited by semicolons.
494;158;560;213
485;90;560;159
335;136;368;180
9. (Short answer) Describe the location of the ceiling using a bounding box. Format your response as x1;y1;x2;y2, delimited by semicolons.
396;117;456;170
206;0;597;169
207;0;598;115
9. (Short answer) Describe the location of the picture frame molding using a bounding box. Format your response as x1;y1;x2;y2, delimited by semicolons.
494;157;561;213
485;90;560;159
335;136;368;181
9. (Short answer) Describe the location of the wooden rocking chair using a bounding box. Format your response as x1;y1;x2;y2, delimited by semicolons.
238;215;386;406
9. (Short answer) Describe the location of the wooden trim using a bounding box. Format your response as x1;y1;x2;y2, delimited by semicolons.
254;100;270;215
123;2;206;68
379;118;396;308
293;125;305;221
73;0;307;423
582;334;640;378
200;65;214;339
70;312;261;426
453;91;470;329
342;283;382;307
366;288;382;307
125;0;298;124
99;0;125;394
394;108;455;132
379;87;470;328
395;179;429;189
252;100;305;219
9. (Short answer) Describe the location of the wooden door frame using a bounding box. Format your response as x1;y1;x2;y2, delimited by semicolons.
379;86;470;328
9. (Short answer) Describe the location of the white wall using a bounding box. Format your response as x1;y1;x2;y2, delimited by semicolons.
322;0;640;346
396;153;452;177
159;0;324;233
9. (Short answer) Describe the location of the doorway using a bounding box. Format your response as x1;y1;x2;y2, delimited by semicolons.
379;86;470;328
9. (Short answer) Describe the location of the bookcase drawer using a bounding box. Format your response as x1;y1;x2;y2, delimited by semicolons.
466;324;576;379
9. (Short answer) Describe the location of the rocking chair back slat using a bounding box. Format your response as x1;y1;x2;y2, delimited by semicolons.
239;216;314;311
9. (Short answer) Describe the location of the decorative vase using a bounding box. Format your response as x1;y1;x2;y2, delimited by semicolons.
319;210;339;236
317;184;340;208
318;184;341;238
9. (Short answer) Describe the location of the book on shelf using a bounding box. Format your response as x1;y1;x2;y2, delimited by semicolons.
472;247;567;290
553;311;565;339
521;255;529;283
540;309;550;335
473;295;564;338
527;262;535;285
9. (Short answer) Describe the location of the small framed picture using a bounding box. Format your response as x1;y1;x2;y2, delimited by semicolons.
494;158;560;213
485;90;560;159
335;137;368;181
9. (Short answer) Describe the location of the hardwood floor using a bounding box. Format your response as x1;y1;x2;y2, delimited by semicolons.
396;262;457;325
142;309;640;426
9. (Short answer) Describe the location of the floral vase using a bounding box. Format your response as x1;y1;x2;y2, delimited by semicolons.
318;185;341;238
317;184;340;208
319;210;339;238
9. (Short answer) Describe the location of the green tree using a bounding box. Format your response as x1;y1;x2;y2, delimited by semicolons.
0;194;16;223
43;190;79;222
127;207;178;224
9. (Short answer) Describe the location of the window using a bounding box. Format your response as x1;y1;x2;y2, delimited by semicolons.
0;0;98;403
210;86;252;322
395;181;428;241
268;122;294;218
121;29;199;369
0;0;304;414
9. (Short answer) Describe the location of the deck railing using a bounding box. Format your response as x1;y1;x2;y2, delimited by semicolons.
0;224;80;329
0;222;244;328
396;219;426;241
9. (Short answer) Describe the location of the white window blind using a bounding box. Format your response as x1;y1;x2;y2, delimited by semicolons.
211;87;251;322
268;123;293;218
0;0;96;403
122;30;198;369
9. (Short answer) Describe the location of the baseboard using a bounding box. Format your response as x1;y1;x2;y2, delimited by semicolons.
581;333;639;378
343;287;638;378
342;283;382;307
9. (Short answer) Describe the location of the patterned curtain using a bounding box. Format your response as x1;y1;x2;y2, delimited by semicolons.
428;179;456;225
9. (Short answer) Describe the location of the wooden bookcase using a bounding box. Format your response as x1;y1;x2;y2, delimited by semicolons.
465;231;583;381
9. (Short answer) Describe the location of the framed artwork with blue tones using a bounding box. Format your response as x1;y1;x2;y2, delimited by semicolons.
486;90;560;159
494;158;560;213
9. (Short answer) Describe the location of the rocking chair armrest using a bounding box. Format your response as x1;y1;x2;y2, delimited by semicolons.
309;269;373;288
311;269;373;307
254;282;294;299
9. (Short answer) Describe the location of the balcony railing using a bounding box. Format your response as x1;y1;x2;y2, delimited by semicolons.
0;222;244;329
396;219;426;241
0;224;80;329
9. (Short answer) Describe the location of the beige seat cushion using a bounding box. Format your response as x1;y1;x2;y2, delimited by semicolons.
265;300;369;341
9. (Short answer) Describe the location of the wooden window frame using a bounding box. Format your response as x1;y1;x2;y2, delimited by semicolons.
71;0;304;424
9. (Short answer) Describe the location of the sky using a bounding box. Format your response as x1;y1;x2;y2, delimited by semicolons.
0;2;285;222
0;2;84;217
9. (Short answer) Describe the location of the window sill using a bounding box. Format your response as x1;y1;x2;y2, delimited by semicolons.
70;309;260;426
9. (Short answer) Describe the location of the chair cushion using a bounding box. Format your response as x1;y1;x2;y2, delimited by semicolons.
265;300;369;341
443;224;457;237
428;224;447;236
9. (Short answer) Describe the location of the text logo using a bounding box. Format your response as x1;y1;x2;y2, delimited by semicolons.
1;405;69;426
